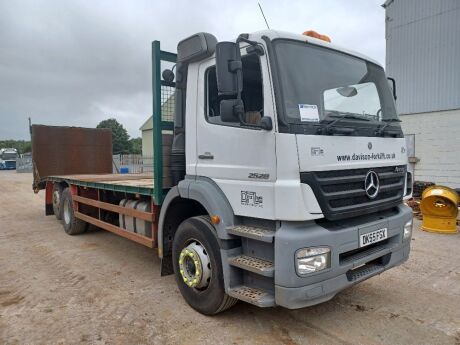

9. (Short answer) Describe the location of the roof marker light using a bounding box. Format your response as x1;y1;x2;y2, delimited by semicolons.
303;30;331;43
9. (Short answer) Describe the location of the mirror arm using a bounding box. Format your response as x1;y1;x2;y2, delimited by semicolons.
387;77;397;100
237;34;265;56
237;34;258;46
234;101;245;123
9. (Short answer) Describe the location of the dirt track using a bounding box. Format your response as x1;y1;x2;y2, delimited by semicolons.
0;171;459;345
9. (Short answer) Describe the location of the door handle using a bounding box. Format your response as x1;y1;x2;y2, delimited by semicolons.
198;152;214;160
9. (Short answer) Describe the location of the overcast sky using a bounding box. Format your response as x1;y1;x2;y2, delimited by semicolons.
0;0;387;140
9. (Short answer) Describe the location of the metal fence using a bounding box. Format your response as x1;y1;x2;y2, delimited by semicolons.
112;155;154;174
16;156;33;173
16;155;153;174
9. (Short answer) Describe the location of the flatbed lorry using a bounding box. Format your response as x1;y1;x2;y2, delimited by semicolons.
32;30;413;315
0;148;18;170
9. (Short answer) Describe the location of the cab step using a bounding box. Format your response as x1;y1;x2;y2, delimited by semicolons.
228;285;275;307
228;254;274;277
227;225;275;243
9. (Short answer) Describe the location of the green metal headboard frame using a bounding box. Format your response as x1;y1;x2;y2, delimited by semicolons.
152;40;177;205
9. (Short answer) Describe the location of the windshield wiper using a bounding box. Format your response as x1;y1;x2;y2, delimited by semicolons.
375;118;402;136
318;111;370;135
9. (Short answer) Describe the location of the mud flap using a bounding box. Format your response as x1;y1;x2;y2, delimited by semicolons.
45;182;54;216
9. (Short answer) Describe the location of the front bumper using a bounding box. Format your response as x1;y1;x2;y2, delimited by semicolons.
274;204;412;309
0;161;16;170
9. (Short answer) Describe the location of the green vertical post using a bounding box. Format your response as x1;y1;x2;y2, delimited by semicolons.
152;41;163;205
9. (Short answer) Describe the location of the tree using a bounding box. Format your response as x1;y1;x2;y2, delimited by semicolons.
129;137;142;155
0;140;32;154
96;118;130;154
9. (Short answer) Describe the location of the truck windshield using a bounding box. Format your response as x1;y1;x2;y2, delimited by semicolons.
273;40;399;133
1;153;17;160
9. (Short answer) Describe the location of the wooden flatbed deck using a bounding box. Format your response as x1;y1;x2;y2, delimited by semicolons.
47;174;156;196
42;173;163;248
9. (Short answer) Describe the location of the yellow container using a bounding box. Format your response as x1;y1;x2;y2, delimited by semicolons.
420;185;459;234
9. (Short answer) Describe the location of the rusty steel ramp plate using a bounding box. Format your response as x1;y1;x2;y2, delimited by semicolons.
32;125;113;190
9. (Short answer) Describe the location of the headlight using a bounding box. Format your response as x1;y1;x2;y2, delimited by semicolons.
296;247;331;275
403;218;413;241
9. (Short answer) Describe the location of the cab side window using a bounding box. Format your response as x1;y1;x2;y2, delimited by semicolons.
206;53;263;126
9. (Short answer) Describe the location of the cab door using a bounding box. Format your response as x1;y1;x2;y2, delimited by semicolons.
195;48;277;219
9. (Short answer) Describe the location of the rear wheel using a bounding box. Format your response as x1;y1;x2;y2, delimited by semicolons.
61;188;87;235
52;184;63;220
172;216;237;315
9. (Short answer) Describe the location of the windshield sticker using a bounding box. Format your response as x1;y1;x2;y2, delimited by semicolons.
299;104;319;122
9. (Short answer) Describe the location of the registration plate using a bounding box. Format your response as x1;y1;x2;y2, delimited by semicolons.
359;228;388;247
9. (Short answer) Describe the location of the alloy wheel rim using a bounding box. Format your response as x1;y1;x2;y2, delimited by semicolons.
178;240;211;289
63;199;71;225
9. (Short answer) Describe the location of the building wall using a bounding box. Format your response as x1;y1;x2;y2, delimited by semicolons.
385;0;460;114
141;129;153;157
400;109;460;188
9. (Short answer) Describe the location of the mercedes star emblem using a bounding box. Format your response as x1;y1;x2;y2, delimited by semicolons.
364;170;380;199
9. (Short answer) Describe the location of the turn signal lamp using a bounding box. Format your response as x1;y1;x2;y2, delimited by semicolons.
303;30;331;43
210;215;221;225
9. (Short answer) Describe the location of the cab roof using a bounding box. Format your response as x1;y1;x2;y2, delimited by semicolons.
247;29;382;67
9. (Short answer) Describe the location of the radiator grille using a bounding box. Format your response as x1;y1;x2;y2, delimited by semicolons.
5;161;16;169
300;165;405;220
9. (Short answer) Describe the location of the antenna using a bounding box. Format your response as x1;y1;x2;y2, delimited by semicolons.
258;2;270;30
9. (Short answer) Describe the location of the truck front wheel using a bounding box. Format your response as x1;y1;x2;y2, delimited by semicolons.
61;188;87;235
172;216;237;315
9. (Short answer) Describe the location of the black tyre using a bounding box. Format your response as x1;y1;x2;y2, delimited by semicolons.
52;183;64;220
61;188;87;235
172;216;237;315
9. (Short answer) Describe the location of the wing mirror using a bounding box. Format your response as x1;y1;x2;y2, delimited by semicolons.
220;99;244;123
336;86;357;97
162;69;175;83
216;41;272;131
216;41;245;124
215;41;243;96
220;100;272;131
259;116;273;130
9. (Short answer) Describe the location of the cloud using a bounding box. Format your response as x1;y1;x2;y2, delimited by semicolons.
0;0;386;139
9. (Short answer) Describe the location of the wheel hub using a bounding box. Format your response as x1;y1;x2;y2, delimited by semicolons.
53;190;60;208
63;199;71;225
179;241;211;289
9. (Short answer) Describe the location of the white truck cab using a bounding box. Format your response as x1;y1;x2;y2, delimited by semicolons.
30;30;414;316
0;148;18;170
158;30;413;314
184;30;408;220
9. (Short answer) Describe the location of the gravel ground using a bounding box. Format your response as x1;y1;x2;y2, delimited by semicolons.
0;171;459;345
